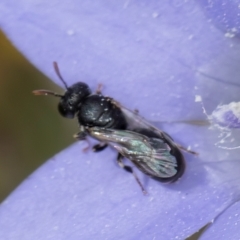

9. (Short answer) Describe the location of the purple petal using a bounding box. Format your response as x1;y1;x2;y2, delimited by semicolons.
200;201;240;239
1;0;240;239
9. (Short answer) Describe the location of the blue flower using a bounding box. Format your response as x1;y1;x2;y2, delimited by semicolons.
1;1;240;239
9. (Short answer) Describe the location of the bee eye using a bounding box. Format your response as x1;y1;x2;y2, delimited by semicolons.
68;100;73;107
58;101;75;119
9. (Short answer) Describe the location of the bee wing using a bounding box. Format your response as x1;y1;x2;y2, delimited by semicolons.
112;99;197;155
131;138;178;182
89;127;182;181
112;99;172;141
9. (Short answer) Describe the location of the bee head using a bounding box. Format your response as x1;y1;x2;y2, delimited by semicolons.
58;82;91;118
33;62;92;119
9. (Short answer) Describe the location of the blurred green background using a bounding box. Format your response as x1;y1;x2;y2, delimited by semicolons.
0;31;77;202
0;30;202;239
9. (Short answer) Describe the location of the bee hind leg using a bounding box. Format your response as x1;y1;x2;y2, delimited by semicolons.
117;153;147;195
176;144;198;155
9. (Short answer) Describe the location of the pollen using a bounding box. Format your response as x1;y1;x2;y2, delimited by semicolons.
211;102;240;128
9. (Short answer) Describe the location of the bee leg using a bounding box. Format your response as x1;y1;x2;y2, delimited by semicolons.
73;131;90;152
163;131;198;156
176;144;198;155
92;143;108;152
134;109;139;114
73;131;86;140
73;125;87;140
96;83;103;94
117;153;147;195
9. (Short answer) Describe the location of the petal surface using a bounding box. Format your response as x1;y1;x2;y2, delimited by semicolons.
0;1;240;239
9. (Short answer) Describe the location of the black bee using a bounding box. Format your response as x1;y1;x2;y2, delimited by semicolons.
33;62;197;194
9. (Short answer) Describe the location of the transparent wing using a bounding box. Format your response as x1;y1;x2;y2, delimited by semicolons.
112;99;197;155
88;127;184;181
111;99;174;142
132;137;178;179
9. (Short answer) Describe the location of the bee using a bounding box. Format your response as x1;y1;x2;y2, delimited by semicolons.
33;62;197;194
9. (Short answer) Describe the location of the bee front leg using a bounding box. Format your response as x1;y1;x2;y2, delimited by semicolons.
73;127;90;152
117;153;147;195
73;132;87;140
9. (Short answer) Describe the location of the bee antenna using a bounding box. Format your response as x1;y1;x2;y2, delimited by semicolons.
32;90;63;97
53;61;69;89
